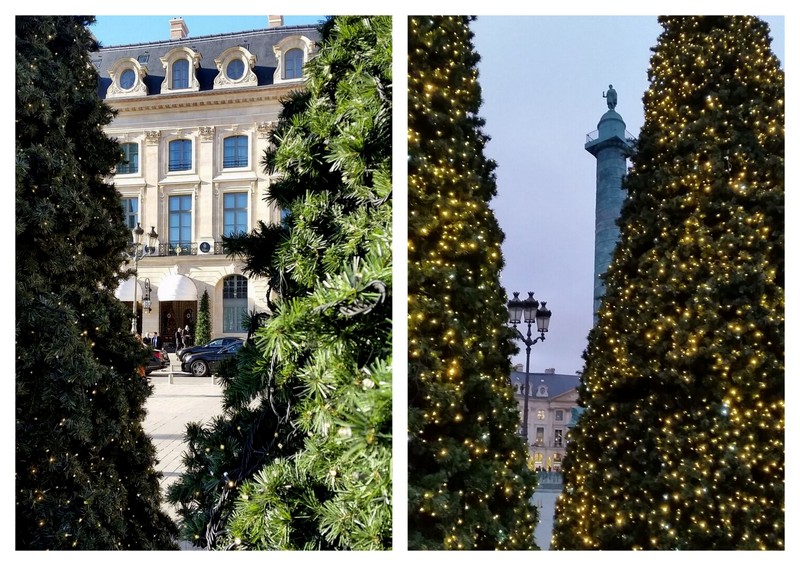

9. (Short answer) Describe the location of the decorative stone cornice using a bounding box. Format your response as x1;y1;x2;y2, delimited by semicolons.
257;121;275;139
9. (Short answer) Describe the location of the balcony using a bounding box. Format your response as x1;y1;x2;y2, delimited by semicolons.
157;241;226;256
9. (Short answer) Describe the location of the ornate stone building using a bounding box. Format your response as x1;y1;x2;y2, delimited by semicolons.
510;369;580;471
92;17;321;349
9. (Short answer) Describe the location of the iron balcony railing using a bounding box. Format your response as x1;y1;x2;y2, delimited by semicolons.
157;241;227;256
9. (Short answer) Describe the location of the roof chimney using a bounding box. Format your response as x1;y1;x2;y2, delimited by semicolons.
170;18;189;40
268;15;284;28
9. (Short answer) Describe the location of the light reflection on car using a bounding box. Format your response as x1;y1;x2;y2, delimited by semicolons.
181;340;244;377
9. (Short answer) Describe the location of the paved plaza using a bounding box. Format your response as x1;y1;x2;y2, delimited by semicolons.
141;355;564;550
142;354;225;549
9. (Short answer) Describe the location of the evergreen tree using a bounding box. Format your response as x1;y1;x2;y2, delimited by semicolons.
15;16;178;549
167;16;392;550
552;16;784;550
407;16;538;550
195;290;211;346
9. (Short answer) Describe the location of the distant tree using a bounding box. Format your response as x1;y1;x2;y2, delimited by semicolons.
168;16;392;549
16;15;177;549
552;16;784;550
195;290;211;345
407;16;538;550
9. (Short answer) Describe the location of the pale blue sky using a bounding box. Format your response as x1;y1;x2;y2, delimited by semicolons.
90;16;326;46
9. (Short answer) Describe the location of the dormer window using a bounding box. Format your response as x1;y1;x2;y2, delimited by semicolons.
284;49;303;79
160;47;201;93
172;59;189;89
214;47;257;89
273;35;316;84
120;69;136;89
107;58;148;98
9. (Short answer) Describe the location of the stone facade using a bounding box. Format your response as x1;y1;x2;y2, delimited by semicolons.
93;18;321;349
510;369;580;471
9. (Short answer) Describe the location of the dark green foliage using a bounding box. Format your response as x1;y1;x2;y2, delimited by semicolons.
167;16;392;549
15;16;178;549
195;290;211;346
407;16;538;550
553;16;784;550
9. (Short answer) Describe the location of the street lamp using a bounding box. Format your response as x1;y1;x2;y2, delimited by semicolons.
126;223;158;333
507;291;552;445
142;278;152;314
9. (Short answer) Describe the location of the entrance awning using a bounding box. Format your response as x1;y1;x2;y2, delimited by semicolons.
157;274;198;301
115;277;145;302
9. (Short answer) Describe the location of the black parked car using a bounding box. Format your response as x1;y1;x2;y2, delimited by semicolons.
177;337;242;362
182;340;244;377
144;348;169;375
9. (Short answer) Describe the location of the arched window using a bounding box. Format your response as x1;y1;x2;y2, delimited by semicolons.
172;59;189;89
223;275;248;333
169;139;192;172
285;48;303;79
223;135;248;168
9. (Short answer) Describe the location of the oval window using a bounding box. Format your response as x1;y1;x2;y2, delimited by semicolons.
120;68;136;90
227;58;244;80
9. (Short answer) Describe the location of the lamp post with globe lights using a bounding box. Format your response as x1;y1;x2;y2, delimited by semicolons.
507;291;552;445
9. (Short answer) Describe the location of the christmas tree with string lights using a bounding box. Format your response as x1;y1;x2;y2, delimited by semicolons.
166;16;392;550
16;16;178;549
408;16;538;550
552;16;784;550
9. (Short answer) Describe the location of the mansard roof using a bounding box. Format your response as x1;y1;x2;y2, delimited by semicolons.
509;371;580;399
91;23;322;99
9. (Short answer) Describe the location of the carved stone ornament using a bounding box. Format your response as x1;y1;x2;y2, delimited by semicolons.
145;130;161;145
257;121;275;139
199;126;215;141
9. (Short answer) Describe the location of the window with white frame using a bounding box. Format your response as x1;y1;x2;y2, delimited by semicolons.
214;46;257;89
121;197;139;233
223;193;248;236
172;59;189;89
160;47;201;93
107;58;148;98
169;139;192;172
118;143;139;174
272;35;315;84
169;195;192;253
284;48;303;79
223;136;248;168
223;275;248;333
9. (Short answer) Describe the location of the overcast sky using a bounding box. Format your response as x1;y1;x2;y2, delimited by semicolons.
472;15;785;375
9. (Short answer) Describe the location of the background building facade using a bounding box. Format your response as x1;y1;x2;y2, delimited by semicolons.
93;17;321;349
510;369;580;471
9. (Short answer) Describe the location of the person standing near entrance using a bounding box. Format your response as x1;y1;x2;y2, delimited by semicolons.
174;327;183;351
183;325;192;347
152;331;162;350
